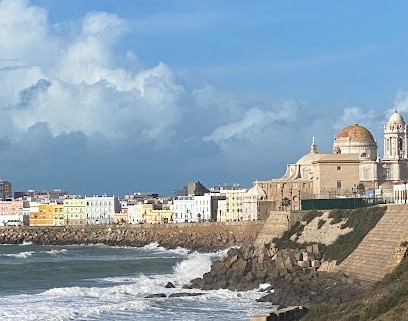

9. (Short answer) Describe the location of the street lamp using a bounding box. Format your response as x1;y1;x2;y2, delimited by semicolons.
298;190;301;210
280;186;284;210
289;188;293;211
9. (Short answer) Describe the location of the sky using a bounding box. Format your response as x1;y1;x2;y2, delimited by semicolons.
2;0;408;196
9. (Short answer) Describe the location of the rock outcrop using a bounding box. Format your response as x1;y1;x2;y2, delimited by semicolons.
189;243;365;308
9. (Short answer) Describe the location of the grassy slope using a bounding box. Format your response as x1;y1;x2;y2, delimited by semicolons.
269;205;408;320
302;258;408;321
294;205;408;321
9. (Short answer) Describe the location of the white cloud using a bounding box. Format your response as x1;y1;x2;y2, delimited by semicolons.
203;100;299;147
0;1;183;145
334;106;381;133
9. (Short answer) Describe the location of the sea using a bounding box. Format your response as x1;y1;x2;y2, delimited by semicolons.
0;242;275;321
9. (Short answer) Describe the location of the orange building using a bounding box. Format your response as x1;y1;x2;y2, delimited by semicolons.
29;203;64;226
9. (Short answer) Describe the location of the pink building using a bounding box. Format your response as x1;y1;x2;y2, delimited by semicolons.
0;200;24;225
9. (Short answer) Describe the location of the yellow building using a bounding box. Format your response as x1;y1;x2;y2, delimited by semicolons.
63;196;86;226
145;208;173;224
29;204;58;226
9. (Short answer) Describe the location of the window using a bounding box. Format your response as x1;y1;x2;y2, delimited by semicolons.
337;166;342;171
337;180;342;189
363;168;369;180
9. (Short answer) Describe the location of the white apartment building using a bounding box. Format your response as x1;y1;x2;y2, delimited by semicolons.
86;195;121;225
173;196;195;223
194;194;212;222
127;203;146;224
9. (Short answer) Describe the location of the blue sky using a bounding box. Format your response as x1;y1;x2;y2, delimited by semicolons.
1;0;408;196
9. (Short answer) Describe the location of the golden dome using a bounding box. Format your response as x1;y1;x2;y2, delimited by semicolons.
336;124;374;141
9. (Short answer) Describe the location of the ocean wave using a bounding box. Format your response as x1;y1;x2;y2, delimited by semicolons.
19;241;33;246
2;251;35;258
41;248;68;256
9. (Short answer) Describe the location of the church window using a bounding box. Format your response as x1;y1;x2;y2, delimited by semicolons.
337;166;342;171
337;180;342;189
363;168;369;179
399;138;403;151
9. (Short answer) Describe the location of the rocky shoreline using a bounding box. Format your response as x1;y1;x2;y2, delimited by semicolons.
0;222;261;252
188;243;366;309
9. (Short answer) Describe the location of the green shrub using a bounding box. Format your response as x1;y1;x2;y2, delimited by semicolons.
317;219;326;229
328;208;351;224
302;209;323;224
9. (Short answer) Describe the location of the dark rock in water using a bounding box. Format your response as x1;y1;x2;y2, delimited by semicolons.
182;284;192;289
168;292;205;298
165;282;175;288
145;293;166;298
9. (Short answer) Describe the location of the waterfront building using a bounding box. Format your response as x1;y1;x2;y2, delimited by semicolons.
23;201;39;226
254;111;408;210
217;199;227;222
129;203;153;224
173;196;195;223
194;194;211;222
29;203;62;226
0;200;23;225
127;203;142;224
222;188;248;221
63;195;86;226
54;203;65;226
85;195;121;225
148;209;173;224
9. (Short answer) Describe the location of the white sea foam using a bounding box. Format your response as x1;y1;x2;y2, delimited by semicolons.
42;248;68;256
3;250;34;258
20;241;33;246
141;242;190;256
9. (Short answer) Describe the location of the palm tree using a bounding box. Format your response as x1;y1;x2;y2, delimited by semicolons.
281;197;291;210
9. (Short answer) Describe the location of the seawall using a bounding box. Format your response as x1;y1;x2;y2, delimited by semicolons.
0;221;264;252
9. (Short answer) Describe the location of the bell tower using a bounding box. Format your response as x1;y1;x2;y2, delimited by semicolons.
383;111;408;160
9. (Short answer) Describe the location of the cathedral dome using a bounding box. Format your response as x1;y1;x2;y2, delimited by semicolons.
333;124;377;160
387;111;405;125
336;124;375;141
247;184;266;200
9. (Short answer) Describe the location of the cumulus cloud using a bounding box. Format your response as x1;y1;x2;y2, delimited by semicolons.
0;0;183;146
334;106;385;139
203;100;298;146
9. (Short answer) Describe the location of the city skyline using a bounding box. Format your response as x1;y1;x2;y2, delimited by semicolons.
1;1;408;196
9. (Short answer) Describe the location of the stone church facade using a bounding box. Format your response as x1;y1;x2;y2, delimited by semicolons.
254;111;408;210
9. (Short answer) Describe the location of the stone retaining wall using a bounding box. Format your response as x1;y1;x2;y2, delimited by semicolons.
0;221;264;252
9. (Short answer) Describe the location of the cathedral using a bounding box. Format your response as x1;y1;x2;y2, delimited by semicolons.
255;111;408;210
